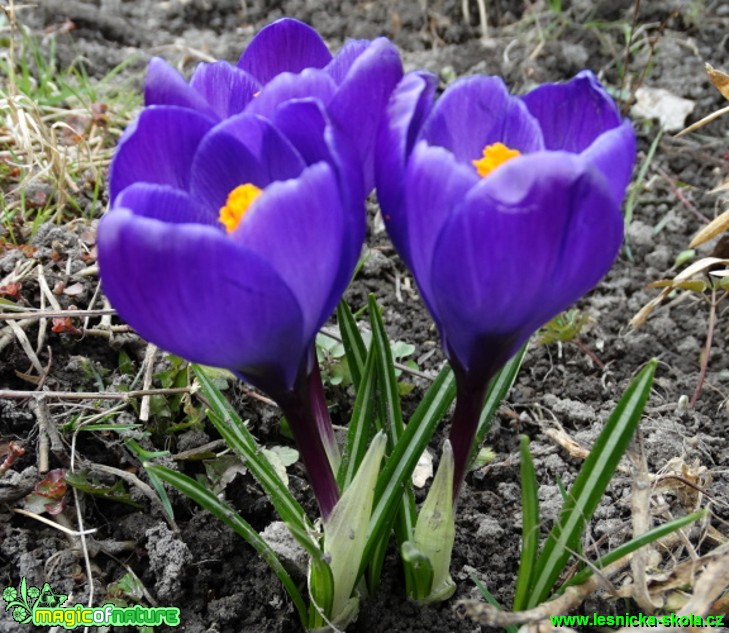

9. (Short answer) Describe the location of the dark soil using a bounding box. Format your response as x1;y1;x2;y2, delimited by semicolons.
3;1;729;632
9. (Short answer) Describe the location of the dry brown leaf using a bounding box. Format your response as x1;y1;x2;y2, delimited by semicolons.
647;279;707;292
543;428;589;461
676;63;729;136
706;63;729;100
630;257;729;327
689;208;729;248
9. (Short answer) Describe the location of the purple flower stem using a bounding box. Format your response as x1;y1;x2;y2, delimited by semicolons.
307;361;341;471
448;367;493;503
275;373;341;520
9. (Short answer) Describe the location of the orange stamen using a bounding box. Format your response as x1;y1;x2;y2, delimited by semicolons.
218;183;262;233
472;142;521;178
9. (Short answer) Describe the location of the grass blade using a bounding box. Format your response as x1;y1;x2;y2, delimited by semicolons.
338;340;378;489
528;359;657;606
337;300;368;390
147;464;308;625
192;365;314;541
559;509;706;591
368;296;417;589
512;435;539;611
368;295;405;443
470;575;519;633
361;364;456;576
472;344;527;468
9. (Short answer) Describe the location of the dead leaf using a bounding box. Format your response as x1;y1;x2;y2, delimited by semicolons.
706;63;729;100
412;448;433;488
632;86;695;132
543;428;589;461
689;209;729;248
631;257;729;327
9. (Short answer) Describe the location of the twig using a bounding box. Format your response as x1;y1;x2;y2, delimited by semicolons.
239;385;277;407
87;462;178;532
630;437;661;612
690;286;718;408
0;308;117;320
0;386;193;400
7;318;44;374
572;338;605;370
69;410;95;612
458;530;687;628
655;164;711;224
457;555;629;627
139;344;157;423
12;507;98;537
29;395;65;472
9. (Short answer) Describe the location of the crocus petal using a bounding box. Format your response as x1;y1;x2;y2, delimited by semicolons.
580;119;636;204
108;107;216;202
209;113;306;183
429;153;622;371
376;71;438;264
114;183;217;226
233;162;352;339
404;142;478;313
190;61;261;119
187;126;267;213
238;18;332;84
244;68;338;119
420;76;544;164
327;37;404;191
325;39;371;84
98;209;306;387
272;99;365;224
271;99;336;167
144;57;217;118
522;70;622;152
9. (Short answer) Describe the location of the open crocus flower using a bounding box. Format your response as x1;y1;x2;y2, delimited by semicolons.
143;18;402;190
376;70;636;494
100;92;365;517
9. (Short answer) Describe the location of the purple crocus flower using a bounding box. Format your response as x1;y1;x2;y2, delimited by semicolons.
100;79;368;517
142;18;403;191
376;70;636;495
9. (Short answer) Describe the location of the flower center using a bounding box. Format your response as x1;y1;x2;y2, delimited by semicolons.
218;183;262;233
472;142;521;178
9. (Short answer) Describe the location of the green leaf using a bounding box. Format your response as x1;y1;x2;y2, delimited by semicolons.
146;464;307;626
64;470;142;508
261;446;298;487
117;350;135;376
470;575;519;633
369;295;405;443
338;337;378;489
512;435;539;611
368;295;417;589
192;366;316;549
106;572;146;602
407;441;456;603
337;301;368;390
362;364;456;577
126;439;176;521
528;359;657;606
308;555;334;629
325;433;386;623
401;541;434;601
624;129;663;259
390;341;416;360
75;423;141;433
471;344;527;469
559;510;705;591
